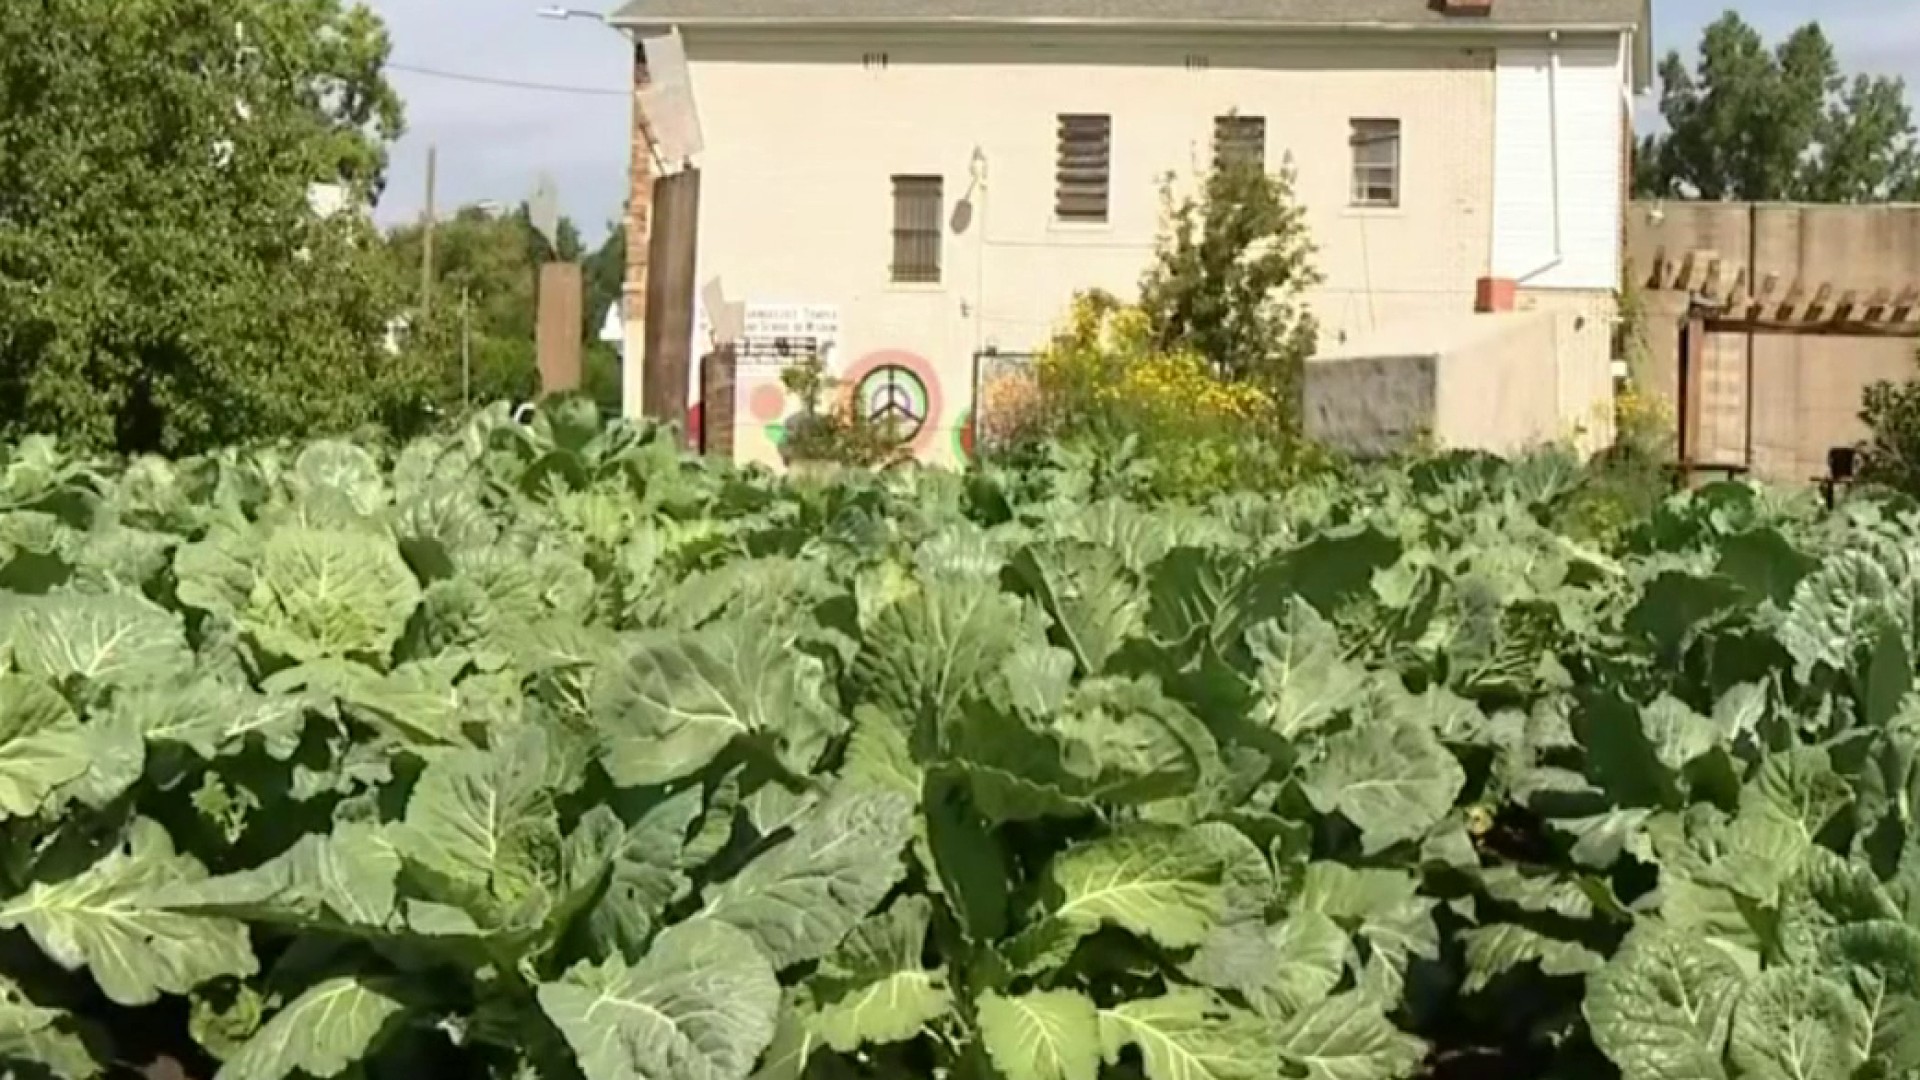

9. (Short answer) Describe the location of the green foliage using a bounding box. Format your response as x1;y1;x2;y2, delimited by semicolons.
1858;359;1920;495
984;149;1329;500
777;355;909;467
986;292;1328;501
1637;12;1920;202
0;413;1910;1080
1138;152;1322;420
386;203;628;417
0;0;443;455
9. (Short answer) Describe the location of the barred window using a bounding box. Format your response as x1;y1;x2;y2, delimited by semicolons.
890;175;943;284
1055;114;1111;223
1350;118;1401;207
1213;115;1266;171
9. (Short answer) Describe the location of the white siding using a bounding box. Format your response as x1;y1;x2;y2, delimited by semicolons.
1491;41;1622;291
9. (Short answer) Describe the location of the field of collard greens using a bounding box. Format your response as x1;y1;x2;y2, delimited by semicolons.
2;399;1919;1080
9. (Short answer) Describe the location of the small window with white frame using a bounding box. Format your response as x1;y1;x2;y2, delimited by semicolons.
1349;118;1401;208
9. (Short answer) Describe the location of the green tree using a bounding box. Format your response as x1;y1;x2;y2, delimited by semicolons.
387;204;627;416
0;0;440;454
1136;153;1321;427
1859;363;1920;495
581;221;627;415
1636;12;1920;202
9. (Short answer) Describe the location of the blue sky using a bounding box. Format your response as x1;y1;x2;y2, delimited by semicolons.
366;1;1919;243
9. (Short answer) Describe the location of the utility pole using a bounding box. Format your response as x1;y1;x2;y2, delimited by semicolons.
460;284;472;410
421;144;437;317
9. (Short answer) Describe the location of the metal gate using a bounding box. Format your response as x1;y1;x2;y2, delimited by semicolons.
970;348;1040;459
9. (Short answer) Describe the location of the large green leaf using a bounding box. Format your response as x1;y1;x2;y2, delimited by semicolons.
702;791;914;968
808;896;951;1052
0;819;255;1006
1273;992;1425;1080
0;673;90;818
538;918;781;1080
582;786;704;961
392;733;562;929
1188;911;1348;1020
1011;540;1146;675
179;823;401;931
215;975;412;1080
1246;599;1366;742
1585;925;1745;1080
241;528;423;661
856;576;1040;731
1822;921;1920;1077
954;678;1219;820
593;620;845;789
1043;824;1224;950
116;678;308;761
1301;719;1464;853
1096;990;1278;1080
1;592;190;690
976;989;1101;1080
1727;967;1869;1080
0;976;100;1080
1458;923;1601;993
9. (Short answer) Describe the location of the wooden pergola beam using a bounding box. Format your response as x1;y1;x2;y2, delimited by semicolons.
1703;319;1920;339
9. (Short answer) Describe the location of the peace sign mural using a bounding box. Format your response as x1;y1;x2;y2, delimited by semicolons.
842;350;944;455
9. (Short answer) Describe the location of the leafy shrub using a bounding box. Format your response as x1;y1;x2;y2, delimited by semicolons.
1859;358;1920;493
1010;291;1327;499
777;354;909;468
1138;151;1322;421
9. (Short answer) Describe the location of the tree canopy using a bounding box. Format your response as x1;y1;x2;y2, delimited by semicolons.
1635;13;1920;202
0;0;451;455
385;206;625;416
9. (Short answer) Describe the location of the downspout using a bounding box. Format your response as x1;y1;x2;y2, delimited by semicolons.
1516;30;1565;284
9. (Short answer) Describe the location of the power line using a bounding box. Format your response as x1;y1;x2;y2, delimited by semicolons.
387;62;626;98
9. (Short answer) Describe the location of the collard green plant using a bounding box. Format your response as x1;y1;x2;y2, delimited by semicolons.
1;407;1919;1080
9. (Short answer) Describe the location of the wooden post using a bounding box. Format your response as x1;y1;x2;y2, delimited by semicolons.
1677;308;1706;485
421;145;437;317
623;42;656;423
642;167;701;445
536;262;584;396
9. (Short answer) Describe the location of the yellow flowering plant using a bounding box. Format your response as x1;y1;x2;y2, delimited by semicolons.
997;290;1322;497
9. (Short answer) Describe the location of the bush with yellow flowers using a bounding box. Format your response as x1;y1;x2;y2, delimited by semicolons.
989;289;1325;498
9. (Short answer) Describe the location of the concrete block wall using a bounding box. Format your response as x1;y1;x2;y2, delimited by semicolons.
1627;200;1920;482
1305;309;1573;458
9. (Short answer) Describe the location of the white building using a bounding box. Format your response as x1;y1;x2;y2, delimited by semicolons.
613;0;1652;464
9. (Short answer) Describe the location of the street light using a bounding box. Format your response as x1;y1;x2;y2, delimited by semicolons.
536;5;607;21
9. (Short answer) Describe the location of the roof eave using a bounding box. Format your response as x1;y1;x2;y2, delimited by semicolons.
610;14;1641;35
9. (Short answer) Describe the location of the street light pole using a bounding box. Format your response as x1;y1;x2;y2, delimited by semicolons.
535;6;608;22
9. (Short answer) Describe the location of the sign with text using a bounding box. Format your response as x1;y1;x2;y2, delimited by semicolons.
737;303;840;367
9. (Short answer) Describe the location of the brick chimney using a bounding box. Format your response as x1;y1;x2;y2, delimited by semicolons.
1436;0;1494;14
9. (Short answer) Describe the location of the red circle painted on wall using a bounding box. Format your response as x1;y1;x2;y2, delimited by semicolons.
841;350;944;454
749;382;788;423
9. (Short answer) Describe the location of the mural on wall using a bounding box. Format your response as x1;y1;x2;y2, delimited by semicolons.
690;294;977;466
842;350;943;455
